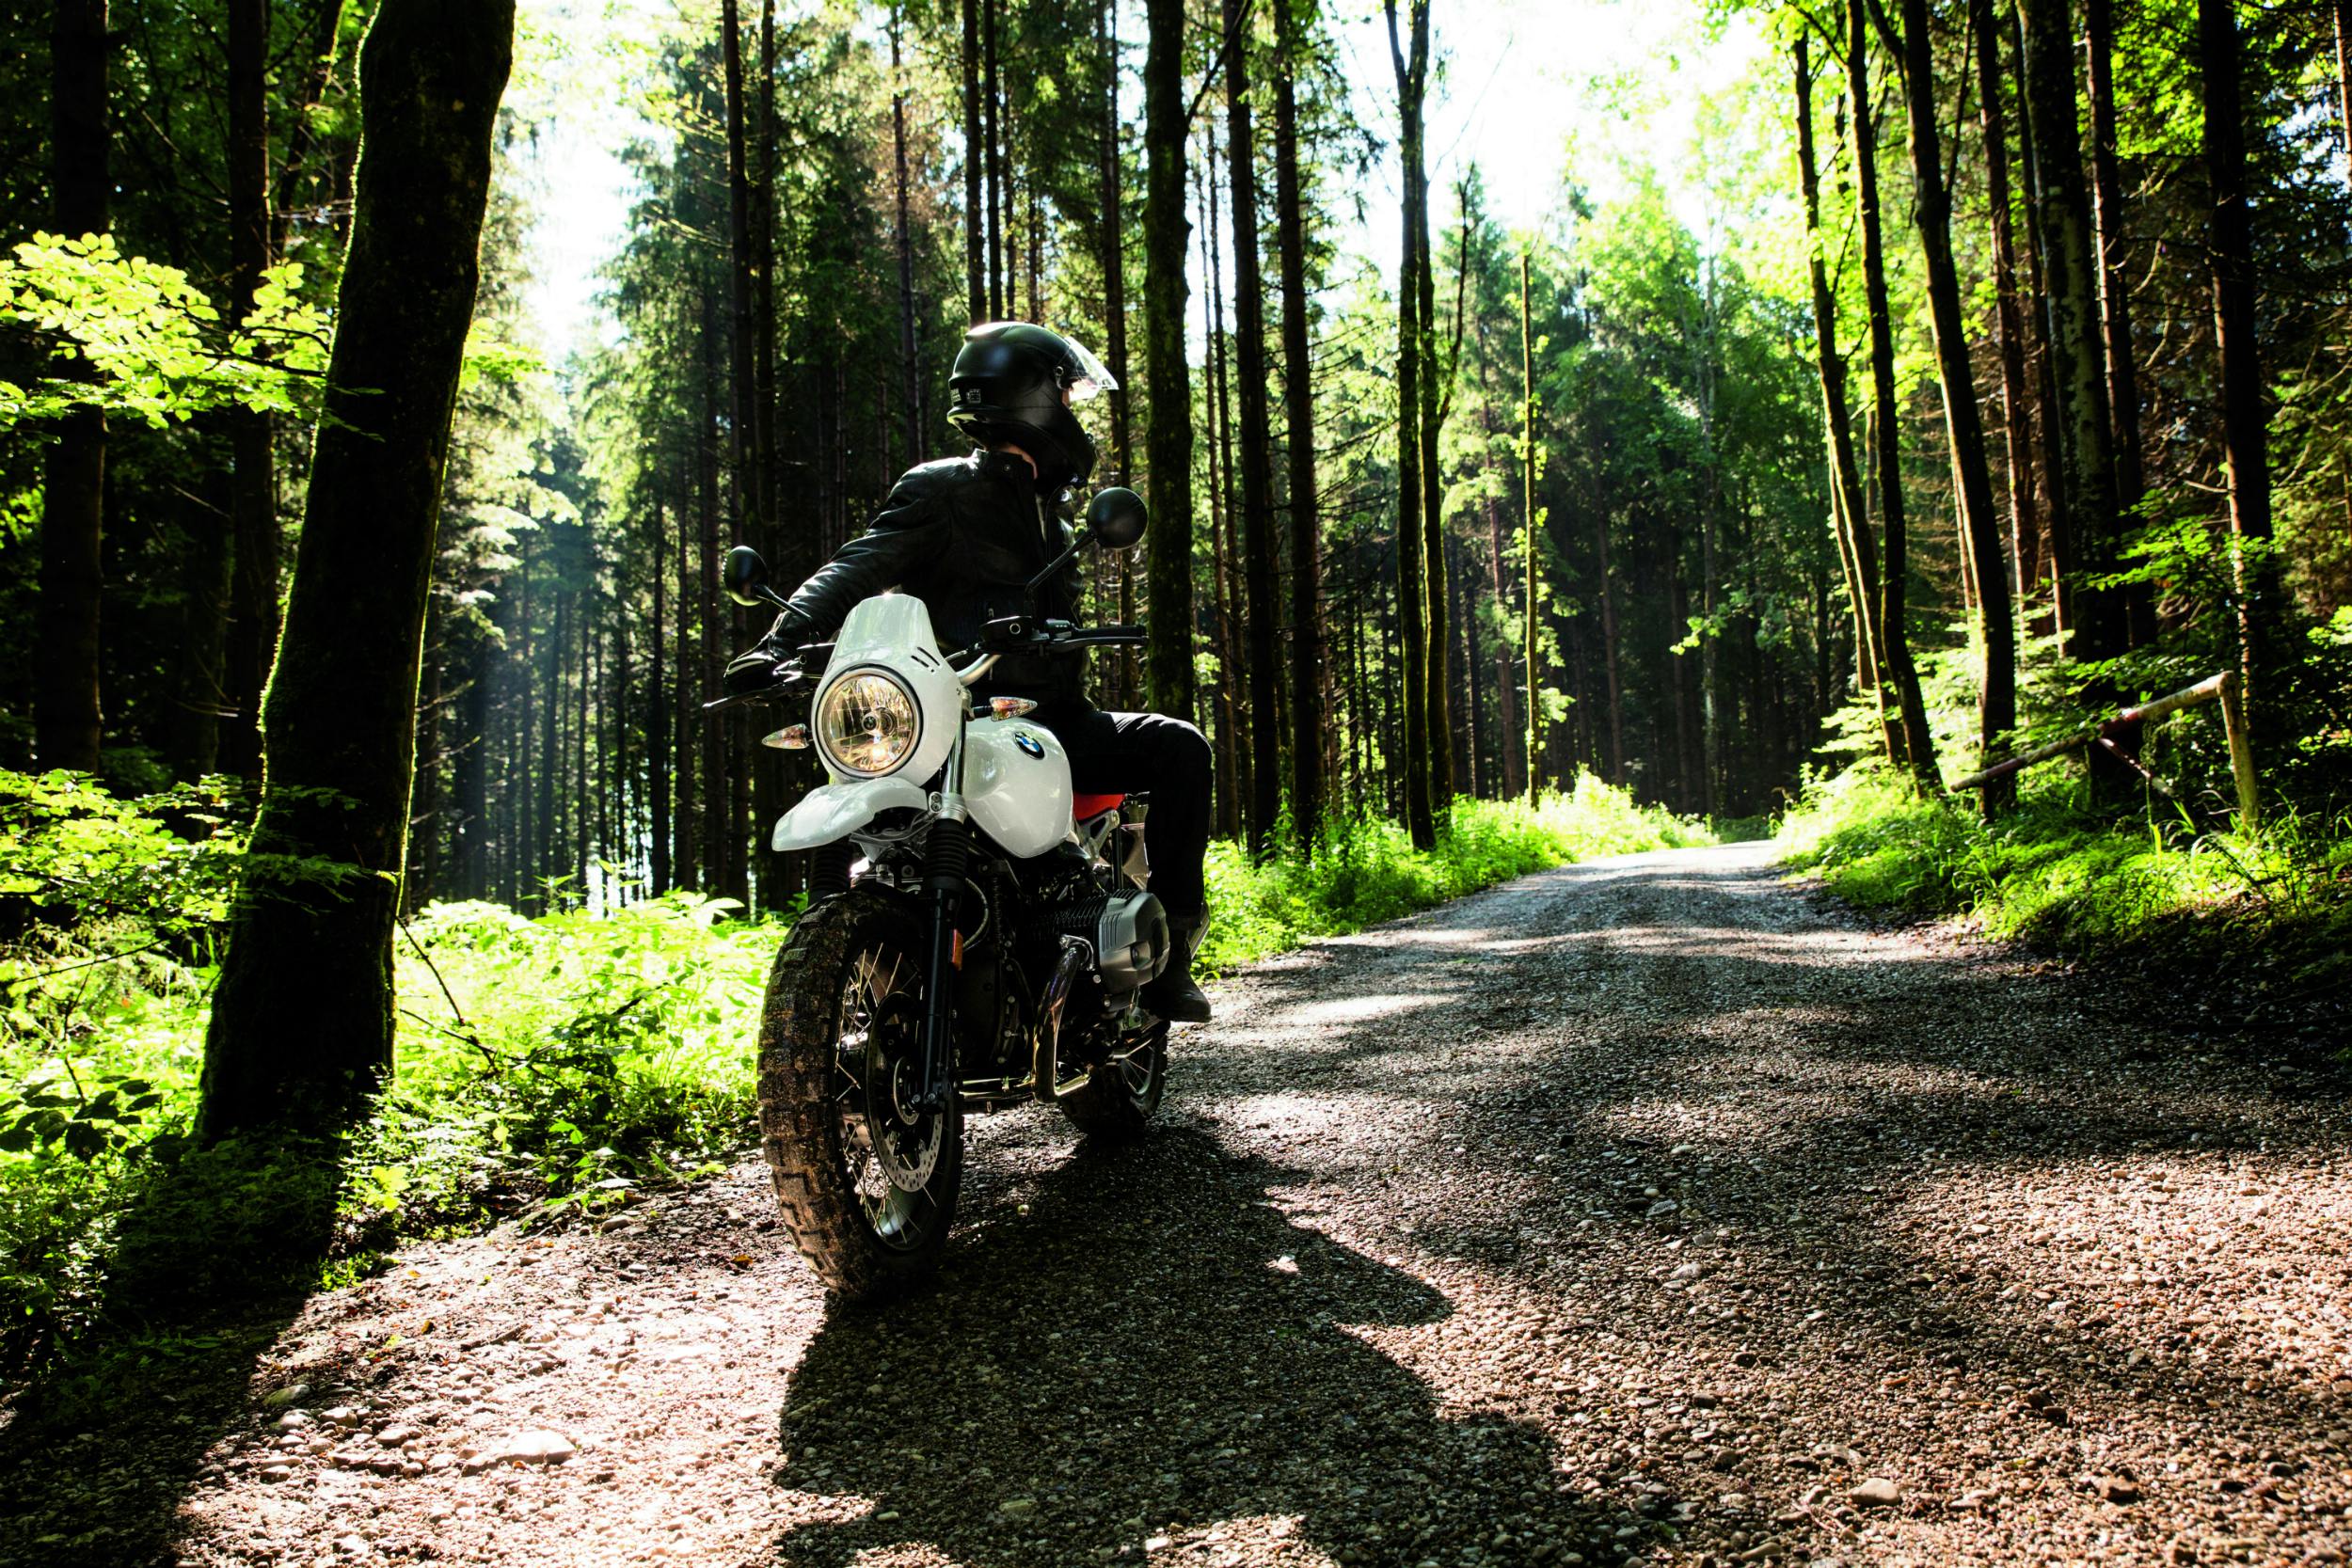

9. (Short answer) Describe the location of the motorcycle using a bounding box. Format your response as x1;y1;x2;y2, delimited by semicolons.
708;487;1173;1299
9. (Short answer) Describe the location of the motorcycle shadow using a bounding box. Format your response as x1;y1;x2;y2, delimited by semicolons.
771;1124;1645;1567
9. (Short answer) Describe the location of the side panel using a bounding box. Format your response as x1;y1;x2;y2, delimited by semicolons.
772;778;931;852
962;722;1073;859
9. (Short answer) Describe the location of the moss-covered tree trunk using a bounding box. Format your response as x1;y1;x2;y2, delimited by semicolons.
1142;0;1196;723
201;0;516;1138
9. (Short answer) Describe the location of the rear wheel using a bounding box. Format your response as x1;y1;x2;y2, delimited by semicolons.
757;887;961;1300
1057;1018;1168;1141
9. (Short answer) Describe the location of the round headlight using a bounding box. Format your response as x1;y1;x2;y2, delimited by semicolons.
815;670;921;776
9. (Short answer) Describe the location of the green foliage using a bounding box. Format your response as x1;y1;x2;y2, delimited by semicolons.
1775;760;2352;978
0;234;329;428
0;769;245;934
1200;778;1714;973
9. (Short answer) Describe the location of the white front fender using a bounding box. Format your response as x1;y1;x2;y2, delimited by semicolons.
771;779;930;852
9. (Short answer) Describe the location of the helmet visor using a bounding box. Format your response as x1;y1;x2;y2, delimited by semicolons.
1061;336;1118;403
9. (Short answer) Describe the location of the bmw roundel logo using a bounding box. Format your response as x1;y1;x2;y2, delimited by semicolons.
1012;732;1045;759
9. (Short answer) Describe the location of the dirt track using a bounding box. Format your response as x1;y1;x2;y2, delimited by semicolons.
10;841;2352;1568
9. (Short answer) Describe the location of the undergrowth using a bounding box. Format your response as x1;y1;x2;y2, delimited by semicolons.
1199;775;1715;972
2;768;1701;1376
1775;759;2351;1037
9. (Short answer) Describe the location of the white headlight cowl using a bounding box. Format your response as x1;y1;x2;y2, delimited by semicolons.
815;670;921;777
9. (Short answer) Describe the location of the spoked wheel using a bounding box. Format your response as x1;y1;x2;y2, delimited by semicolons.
1057;1017;1168;1141
757;887;961;1300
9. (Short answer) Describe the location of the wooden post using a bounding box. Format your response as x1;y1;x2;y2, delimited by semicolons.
2217;668;2260;832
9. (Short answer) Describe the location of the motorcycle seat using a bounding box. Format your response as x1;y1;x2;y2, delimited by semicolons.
1072;792;1126;822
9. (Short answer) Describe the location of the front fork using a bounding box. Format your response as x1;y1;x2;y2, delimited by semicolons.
915;716;970;1113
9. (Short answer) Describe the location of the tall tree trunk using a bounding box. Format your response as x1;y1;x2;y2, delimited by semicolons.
1418;120;1454;816
1222;0;1279;856
1593;486;1626;785
2018;0;2125;672
2008;1;2063;626
1481;490;1520;800
889;6;917;468
1520;252;1540;802
1141;0;1196;722
673;472;698;890
2199;0;2280;714
984;0;1004;319
649;502;672;897
753;0;788;911
270;0;351;258
1455;546;1482;797
221;0;277;782
1896;0;2016;811
202;0;515;1136
2086;0;2152;648
697;317;731;905
1847;0;1939;789
1386;0;1435;850
38;0;109;773
961;0;985;323
1201;141;1247;840
1273;0;1321;848
1972;0;2041;623
1098;0;1137;704
1796;36;1894;764
2084;0;2143;523
722;0;760;546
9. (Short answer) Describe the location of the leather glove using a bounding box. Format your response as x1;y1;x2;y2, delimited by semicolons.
723;643;787;696
723;613;809;696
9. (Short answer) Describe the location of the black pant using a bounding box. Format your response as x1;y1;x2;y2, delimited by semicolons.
1030;700;1213;919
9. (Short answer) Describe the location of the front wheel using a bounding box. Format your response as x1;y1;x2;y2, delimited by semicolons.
757;886;961;1300
1057;1019;1168;1141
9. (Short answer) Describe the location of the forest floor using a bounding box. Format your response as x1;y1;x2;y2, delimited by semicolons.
5;841;2352;1568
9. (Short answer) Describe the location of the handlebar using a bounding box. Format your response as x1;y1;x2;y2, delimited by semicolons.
974;616;1149;653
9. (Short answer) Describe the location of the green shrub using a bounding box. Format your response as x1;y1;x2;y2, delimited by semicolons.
1774;757;2352;968
1200;778;1713;972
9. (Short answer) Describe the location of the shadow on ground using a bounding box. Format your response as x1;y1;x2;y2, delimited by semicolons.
0;1138;347;1568
772;1127;1649;1567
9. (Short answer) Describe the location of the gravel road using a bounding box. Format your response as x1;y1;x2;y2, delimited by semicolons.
9;840;2352;1568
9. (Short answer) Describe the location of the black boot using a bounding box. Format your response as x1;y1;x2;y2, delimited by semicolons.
1142;913;1212;1023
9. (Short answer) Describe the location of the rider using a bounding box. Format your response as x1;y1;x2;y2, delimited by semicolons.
723;322;1214;1023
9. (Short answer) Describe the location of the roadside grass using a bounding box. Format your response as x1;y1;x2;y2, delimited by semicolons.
1;770;1705;1376
1199;775;1716;973
1775;759;2352;1039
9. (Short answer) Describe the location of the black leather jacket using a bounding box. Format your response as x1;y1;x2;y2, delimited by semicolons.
753;450;1085;703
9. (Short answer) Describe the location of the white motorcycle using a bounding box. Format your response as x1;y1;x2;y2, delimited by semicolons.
711;488;1174;1299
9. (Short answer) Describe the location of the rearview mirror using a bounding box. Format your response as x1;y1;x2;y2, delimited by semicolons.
1085;486;1149;550
723;546;772;608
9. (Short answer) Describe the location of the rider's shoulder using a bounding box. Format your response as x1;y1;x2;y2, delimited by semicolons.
888;452;992;501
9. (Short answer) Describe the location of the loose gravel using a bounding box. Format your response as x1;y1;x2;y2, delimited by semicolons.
6;840;2350;1568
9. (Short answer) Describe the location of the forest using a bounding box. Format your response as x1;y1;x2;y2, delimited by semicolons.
4;0;2352;1443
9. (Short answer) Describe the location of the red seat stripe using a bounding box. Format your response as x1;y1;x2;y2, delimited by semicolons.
1072;792;1125;820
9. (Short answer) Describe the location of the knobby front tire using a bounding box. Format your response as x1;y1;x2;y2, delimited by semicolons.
757;887;962;1302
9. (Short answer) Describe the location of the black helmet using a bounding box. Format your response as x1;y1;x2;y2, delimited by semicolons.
946;322;1116;490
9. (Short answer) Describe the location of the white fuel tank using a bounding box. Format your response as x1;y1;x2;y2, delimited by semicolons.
962;720;1074;860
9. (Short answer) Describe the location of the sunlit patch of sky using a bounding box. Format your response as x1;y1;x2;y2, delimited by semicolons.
513;0;1778;365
